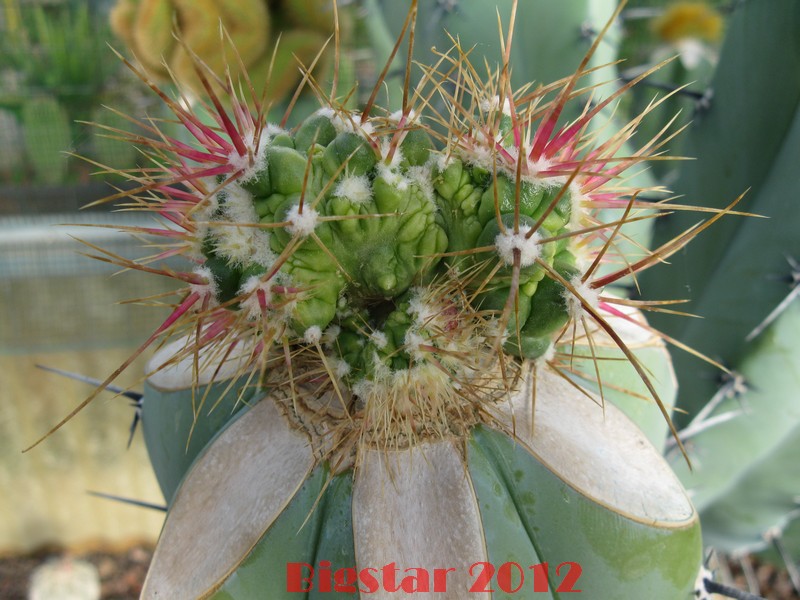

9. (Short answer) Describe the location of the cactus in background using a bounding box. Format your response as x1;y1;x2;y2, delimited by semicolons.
28;1;773;597
21;96;72;185
90;104;139;173
109;0;333;105
639;0;800;579
617;0;723;180
377;0;615;100
0;110;25;175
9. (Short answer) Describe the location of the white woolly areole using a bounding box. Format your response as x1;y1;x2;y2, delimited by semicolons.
251;230;277;267
568;181;590;230
220;183;257;224
195;189;219;220
369;331;388;349
334;358;351;378
527;156;553;176
285;204;319;237
495;226;541;267
212;185;273;265
228;121;271;182
189;192;220;259
214;226;254;265
435;152;454;172
334;175;372;204
322;325;341;348
404;330;426;360
238;275;273;320
377;164;409;192
315;107;335;119
407;289;436;325
379;139;405;171
564;275;600;320
264;123;286;137
351;378;371;401
407;165;435;203
480;95;513;116
238;124;281;182
325;109;375;138
190;266;218;302
303;326;322;345
387;108;419;124
227;149;252;180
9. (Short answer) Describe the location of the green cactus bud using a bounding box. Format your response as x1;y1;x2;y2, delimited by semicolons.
294;112;337;152
399;127;434;167
266;146;310;196
433;160;485;257
321;131;378;178
477;174;546;225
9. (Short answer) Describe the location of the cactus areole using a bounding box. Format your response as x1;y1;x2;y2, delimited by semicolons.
28;3;722;598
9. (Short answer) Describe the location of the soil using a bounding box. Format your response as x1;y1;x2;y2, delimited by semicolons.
0;545;798;599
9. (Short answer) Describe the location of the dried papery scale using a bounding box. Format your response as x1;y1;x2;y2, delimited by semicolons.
24;1;746;597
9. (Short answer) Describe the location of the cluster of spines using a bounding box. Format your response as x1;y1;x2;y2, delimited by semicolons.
25;0;742;462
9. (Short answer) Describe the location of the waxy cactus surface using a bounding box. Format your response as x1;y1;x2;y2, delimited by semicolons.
644;0;800;571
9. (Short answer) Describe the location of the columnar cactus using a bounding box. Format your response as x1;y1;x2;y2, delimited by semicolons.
109;0;333;102
26;1;742;597
643;0;800;571
22;96;72;184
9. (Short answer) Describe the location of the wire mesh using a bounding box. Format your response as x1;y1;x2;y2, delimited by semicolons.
0;211;181;353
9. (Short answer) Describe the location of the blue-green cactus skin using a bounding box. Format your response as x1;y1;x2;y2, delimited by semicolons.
643;0;800;560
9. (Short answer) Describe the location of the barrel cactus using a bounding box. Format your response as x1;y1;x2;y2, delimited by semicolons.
25;1;740;597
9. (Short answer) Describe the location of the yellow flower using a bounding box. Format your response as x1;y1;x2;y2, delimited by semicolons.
653;1;723;43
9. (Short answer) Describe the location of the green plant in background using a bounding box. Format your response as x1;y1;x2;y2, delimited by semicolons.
636;0;800;589
21;95;72;184
0;0;136;183
0;1;117;113
25;1;775;598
